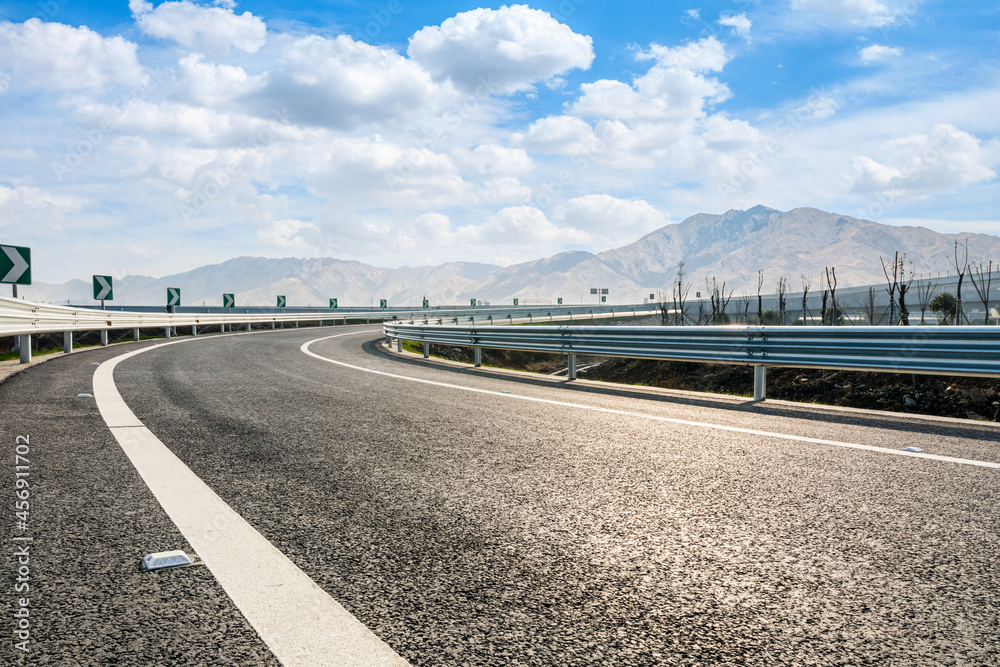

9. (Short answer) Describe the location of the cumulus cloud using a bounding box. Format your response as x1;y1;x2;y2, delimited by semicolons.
256;218;320;248
718;13;752;40
407;5;594;94
859;44;903;64
176;54;265;106
559;194;668;244
790;0;919;28
570;37;731;123
0;19;147;91
251;35;446;130
130;0;266;56
848;124;996;198
456;206;588;247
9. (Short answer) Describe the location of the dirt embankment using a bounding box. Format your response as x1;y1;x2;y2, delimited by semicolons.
420;343;1000;422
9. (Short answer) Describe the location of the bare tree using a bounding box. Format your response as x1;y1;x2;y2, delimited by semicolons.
824;267;838;325
707;276;733;325
969;259;995;325
777;277;788;325
953;239;969;325
800;276;810;325
915;278;936;325
881;252;900;326
740;293;750;324
756;270;764;324
898;263;912;326
674;261;691;325
863;286;879;325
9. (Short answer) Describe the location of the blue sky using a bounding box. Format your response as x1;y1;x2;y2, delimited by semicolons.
0;0;998;283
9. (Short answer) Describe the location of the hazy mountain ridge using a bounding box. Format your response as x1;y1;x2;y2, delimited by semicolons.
20;206;1000;306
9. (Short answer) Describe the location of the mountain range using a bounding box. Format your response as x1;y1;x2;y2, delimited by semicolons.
20;206;1000;307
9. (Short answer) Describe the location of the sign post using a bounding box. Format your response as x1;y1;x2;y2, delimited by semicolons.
93;275;113;309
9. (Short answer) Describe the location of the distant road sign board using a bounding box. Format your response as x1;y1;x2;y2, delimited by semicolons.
330;298;338;308
223;293;235;308
167;287;181;307
93;275;113;301
277;295;286;308
0;245;30;285
513;298;519;306
470;298;476;307
422;298;429;308
557;298;563;305
601;295;607;303
379;299;387;308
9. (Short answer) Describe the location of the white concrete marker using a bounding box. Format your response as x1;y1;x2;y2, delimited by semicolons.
303;335;1000;471
93;332;408;667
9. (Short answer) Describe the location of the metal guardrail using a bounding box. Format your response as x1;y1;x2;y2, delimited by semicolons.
383;323;1000;401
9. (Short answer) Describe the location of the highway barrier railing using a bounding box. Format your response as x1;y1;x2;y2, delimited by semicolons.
383;323;1000;401
0;296;660;365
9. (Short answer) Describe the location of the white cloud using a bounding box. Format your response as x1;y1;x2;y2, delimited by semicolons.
571;37;731;123
176;54;265;107
456;206;588;247
130;0;266;57
789;0;918;28
718;13;752;41
254;34;447;130
0;19;146;91
848;124;996;198
407;5;594;94
256;218;319;248
454;144;534;177
559;194;668;245
859;44;903;64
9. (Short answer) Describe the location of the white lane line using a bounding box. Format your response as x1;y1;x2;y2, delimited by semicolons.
303;335;1000;471
93;330;408;667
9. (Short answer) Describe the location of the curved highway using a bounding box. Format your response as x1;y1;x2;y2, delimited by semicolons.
3;325;999;665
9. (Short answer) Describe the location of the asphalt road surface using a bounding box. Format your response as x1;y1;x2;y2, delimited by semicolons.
3;325;999;665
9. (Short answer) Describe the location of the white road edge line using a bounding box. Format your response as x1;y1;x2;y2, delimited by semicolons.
92;329;408;667
303;334;1000;471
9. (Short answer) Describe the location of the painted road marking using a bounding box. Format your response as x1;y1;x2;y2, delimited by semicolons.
92;329;407;667
302;335;1000;471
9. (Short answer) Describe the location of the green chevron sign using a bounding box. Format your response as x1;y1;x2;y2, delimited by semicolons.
330;298;338;308
513;298;519;306
277;295;286;308
470;298;476;307
557;298;563;305
223;293;235;308
0;245;30;285
93;275;113;301
422;298;429;308
167;287;181;307
379;299;387;308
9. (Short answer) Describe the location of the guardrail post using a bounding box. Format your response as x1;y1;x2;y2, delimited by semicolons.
489;315;493;325
474;346;482;367
423;342;430;358
396;338;402;352
271;321;276;330
100;330;108;346
295;321;299;328
753;366;767;402
567;353;577;380
508;314;512;325
385;335;391;347
529;313;533;323
246;322;251;332
549;312;552;322
192;325;199;336
63;332;72;354
133;328;139;341
18;335;31;364
164;326;171;339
